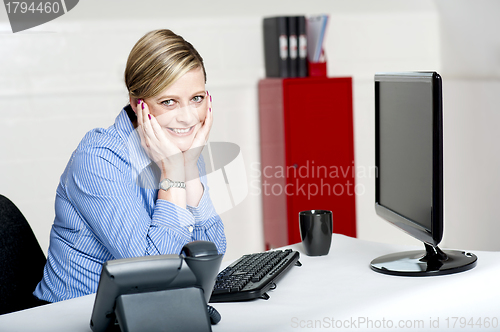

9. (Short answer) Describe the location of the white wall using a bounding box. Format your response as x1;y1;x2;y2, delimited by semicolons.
436;0;500;251
1;0;498;262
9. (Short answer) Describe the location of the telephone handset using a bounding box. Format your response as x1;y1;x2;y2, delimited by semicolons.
181;241;223;325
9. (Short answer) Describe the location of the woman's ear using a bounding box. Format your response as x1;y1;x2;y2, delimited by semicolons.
129;96;138;114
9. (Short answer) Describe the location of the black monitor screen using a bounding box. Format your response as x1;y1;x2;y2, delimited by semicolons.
375;72;443;246
378;80;433;230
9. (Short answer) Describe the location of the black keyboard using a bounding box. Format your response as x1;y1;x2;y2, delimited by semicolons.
209;249;301;303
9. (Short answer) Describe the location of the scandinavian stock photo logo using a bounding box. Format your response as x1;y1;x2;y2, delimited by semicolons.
3;0;79;33
124;105;376;217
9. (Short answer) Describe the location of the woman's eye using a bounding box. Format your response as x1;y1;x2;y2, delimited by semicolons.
192;95;204;103
162;99;175;107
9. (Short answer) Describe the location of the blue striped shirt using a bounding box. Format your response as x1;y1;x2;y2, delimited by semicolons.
34;108;226;303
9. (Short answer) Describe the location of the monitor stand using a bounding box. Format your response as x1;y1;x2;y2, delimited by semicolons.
370;243;477;276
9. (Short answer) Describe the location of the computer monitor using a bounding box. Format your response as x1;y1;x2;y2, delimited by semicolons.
371;71;477;276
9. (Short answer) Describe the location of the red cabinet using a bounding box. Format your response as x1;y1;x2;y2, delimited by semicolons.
258;77;356;248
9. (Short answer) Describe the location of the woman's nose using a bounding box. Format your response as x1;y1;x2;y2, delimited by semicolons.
175;105;199;123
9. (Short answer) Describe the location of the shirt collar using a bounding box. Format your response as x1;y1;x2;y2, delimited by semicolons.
114;106;153;185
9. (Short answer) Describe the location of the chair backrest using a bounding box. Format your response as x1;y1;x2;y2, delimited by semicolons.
0;194;47;315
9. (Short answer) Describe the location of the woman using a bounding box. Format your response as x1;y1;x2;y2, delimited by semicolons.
34;29;226;303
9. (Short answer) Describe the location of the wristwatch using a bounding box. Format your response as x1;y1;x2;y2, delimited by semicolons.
159;178;186;191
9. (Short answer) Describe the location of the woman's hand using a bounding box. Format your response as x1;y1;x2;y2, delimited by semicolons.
183;92;212;207
136;99;185;181
183;91;213;168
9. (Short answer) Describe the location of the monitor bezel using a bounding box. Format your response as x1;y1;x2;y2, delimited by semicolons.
374;71;443;247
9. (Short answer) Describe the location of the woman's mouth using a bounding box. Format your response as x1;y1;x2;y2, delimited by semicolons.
167;126;195;136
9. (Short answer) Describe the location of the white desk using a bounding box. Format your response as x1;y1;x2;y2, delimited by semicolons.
1;235;499;331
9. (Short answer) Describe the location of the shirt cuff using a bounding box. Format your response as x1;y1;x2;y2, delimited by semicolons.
154;199;196;239
186;183;218;228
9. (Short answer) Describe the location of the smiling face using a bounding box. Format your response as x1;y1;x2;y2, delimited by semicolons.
143;67;207;152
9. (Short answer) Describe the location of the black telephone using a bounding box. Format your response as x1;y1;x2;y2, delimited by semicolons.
90;241;223;332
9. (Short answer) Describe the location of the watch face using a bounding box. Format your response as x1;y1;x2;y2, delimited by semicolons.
160;179;171;191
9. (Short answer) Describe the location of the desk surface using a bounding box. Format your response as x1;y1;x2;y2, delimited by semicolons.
1;235;499;331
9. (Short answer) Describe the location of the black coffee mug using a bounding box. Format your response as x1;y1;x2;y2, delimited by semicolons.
299;210;333;256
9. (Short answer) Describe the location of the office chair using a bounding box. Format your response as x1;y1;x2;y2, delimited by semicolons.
0;194;47;315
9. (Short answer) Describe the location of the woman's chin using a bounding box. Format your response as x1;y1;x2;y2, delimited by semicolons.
172;137;195;152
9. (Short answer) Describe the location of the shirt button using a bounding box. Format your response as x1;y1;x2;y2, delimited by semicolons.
188;226;194;233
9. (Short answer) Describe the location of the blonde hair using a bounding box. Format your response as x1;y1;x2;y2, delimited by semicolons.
125;29;206;100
